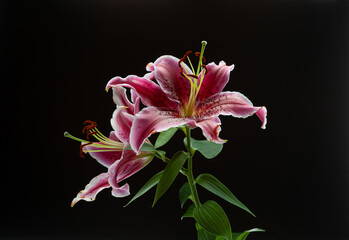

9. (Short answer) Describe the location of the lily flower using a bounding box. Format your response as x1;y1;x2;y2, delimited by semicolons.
106;41;267;153
65;86;153;206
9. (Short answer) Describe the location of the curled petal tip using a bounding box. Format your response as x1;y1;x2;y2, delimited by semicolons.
146;62;155;71
71;198;78;207
230;64;235;71
257;106;267;129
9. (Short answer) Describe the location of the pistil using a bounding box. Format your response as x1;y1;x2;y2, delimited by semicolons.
179;41;208;117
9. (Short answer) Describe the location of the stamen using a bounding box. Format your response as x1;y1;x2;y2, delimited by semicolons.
82;120;98;140
178;50;193;68
195;52;206;63
187;74;198;79
202;64;208;75
84;120;97;127
80;142;93;158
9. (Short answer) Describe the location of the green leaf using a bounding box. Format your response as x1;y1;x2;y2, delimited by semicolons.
235;228;265;240
124;142;156;152
196;173;255;217
155;127;178;148
153;151;187;206
198;227;216;240
179;182;192;208
181;204;195;220
124;171;163;207
194;200;232;240
184;137;223;159
216;228;265;240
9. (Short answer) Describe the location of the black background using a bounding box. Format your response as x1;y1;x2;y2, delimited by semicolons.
1;0;349;239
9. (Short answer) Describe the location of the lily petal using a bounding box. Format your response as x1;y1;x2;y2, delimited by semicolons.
111;183;130;198
152;55;193;104
196;91;267;128
112;86;135;114
195;116;226;144
197;61;235;102
130;106;190;153
71;173;110;207
110;108;134;146
256;106;267;129
130;90;140;114
108;150;153;190
106;75;177;109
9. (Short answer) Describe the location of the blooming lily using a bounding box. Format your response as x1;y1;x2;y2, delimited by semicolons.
65;86;153;206
106;41;267;153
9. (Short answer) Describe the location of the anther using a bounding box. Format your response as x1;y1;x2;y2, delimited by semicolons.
178;51;192;68
82;120;98;139
202;64;208;74
80;142;93;158
187;74;198;79
86;130;97;140
195;52;206;63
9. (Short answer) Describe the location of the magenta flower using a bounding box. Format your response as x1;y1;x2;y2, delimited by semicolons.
106;42;267;153
66;86;153;206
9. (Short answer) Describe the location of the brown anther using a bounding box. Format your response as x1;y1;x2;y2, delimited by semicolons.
187;74;198;79
202;64;208;74
195;52;206;63
178;51;192;68
86;130;97;140
84;120;97;126
82;120;98;139
80;142;93;158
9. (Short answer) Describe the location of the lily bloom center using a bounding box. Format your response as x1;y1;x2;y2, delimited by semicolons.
178;41;208;117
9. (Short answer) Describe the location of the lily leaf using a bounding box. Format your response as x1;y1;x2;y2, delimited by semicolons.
196;173;255;217
124;142;156;152
179;182;192;208
181;203;195;220
198;226;216;240
155;127;178;148
216;228;265;240
235;228;265;240
153;151;187;206
194;200;232;240
124;170;163;207
183;137;223;159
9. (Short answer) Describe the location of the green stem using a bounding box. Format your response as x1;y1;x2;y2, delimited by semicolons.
185;126;201;207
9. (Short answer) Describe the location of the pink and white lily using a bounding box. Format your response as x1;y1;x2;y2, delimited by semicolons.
65;86;153;206
106;41;267;153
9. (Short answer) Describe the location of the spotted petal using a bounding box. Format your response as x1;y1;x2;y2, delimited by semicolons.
195;116;226;144
150;55;193;104
197;61;235;102
106;75;177;109
71;173;110;207
196;91;267;129
130;107;190;153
